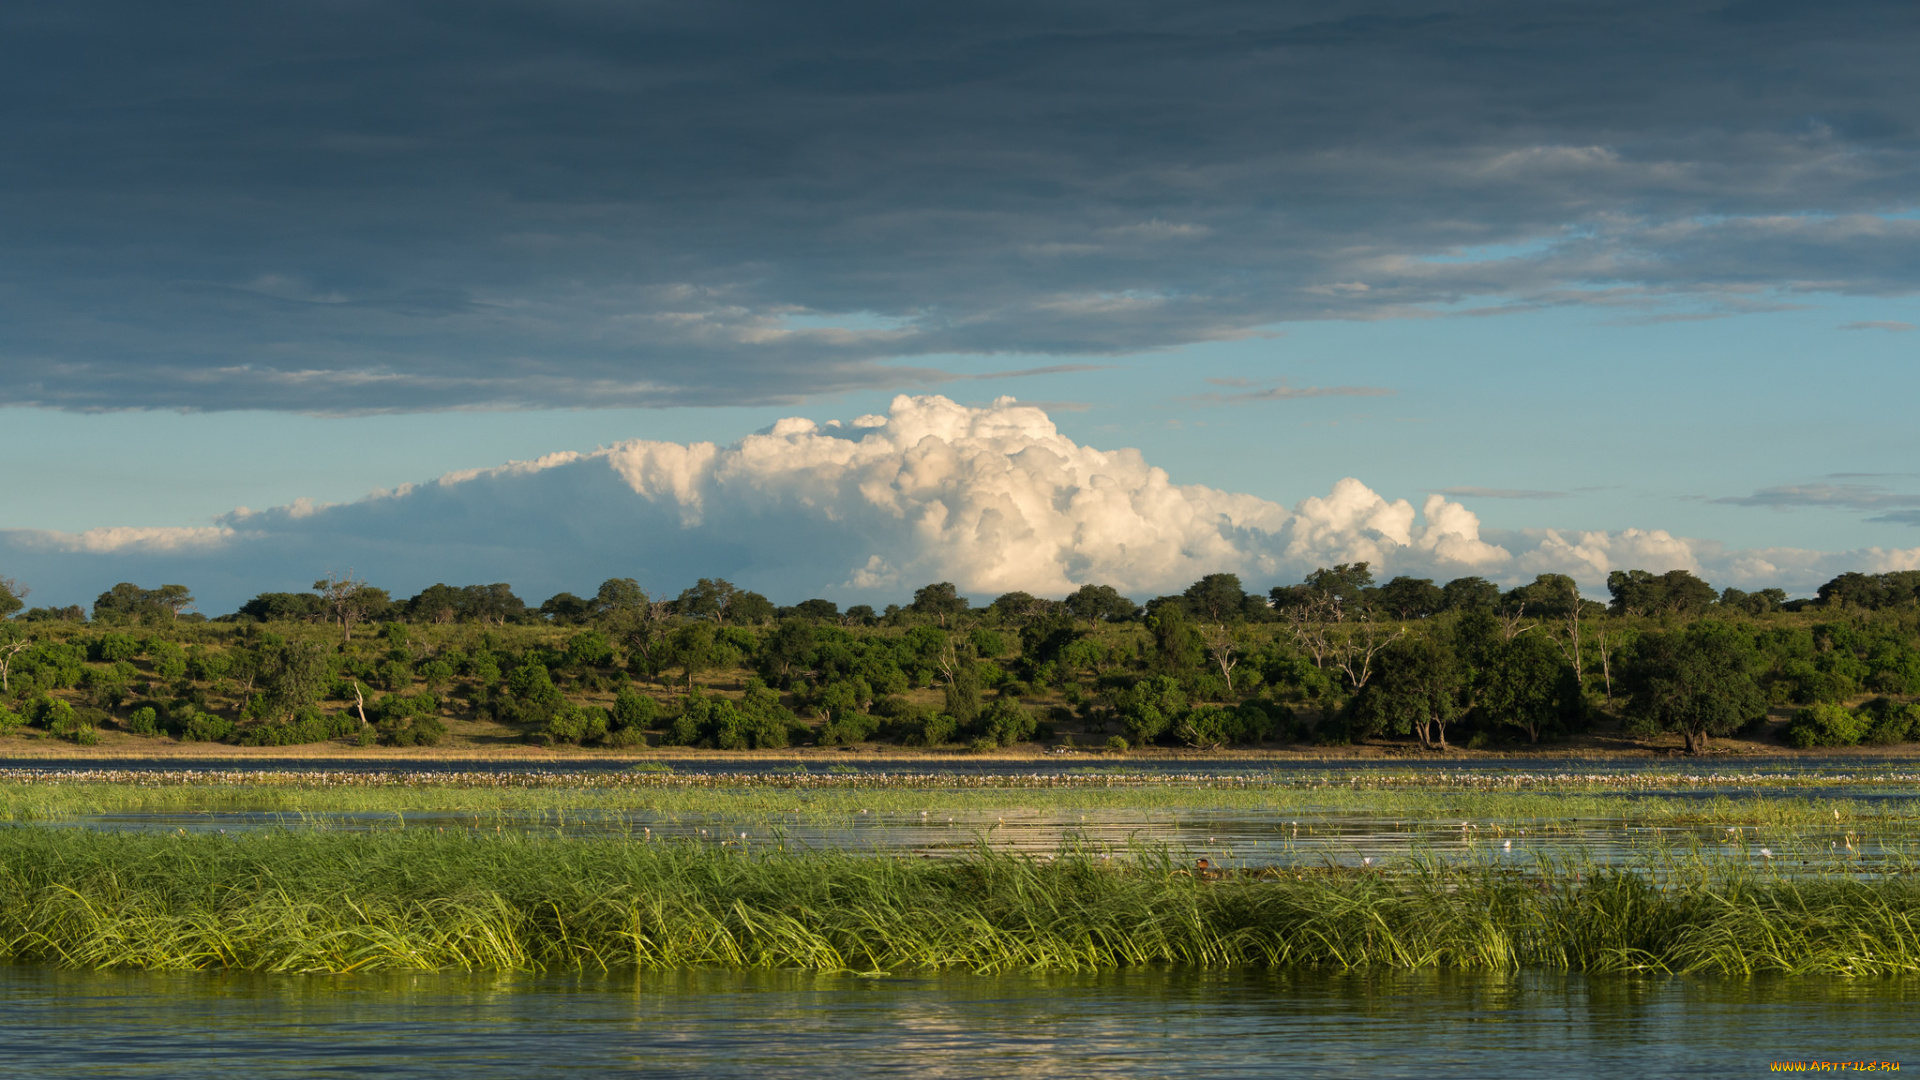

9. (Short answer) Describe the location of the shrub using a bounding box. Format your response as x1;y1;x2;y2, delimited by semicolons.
379;711;446;747
609;687;661;732
970;628;1007;658
87;633;142;664
125;706;160;736
240;707;357;746
147;641;189;681
543;702;611;745
418;660;455;690
974;698;1037;747
565;631;616;669
379;659;412;692
0;704;24;735
604;726;648;749
817;711;880;746
1783;703;1868;748
26;696;96;745
1105;735;1128;752
1859;698;1920;745
660;688;796;750
180;712;237;743
1112;675;1186;746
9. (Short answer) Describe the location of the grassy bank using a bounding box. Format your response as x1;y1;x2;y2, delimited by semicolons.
2;828;1917;976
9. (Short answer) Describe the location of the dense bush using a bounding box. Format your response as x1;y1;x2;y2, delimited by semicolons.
239;706;359;746
1783;703;1867;749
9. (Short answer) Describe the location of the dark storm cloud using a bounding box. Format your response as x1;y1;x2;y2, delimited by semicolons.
3;0;1918;412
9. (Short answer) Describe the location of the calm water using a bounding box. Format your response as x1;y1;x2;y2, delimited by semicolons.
1;965;1912;1077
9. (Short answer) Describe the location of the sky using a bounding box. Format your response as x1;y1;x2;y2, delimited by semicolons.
2;0;1918;614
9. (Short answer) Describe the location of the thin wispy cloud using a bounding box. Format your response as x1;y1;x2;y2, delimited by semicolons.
1712;482;1920;513
1433;487;1571;501
1187;378;1395;404
1839;321;1917;332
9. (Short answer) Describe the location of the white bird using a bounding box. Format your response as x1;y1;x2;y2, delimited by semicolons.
1503;839;1512;850
1760;848;1774;859
1362;857;1372;866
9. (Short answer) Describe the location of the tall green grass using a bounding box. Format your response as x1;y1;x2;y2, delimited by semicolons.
2;828;1917;976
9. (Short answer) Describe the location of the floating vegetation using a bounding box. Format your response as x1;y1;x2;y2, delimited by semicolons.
1;828;1917;976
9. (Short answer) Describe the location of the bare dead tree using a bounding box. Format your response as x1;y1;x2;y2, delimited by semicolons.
314;571;377;643
1497;602;1536;641
1326;616;1404;696
0;634;31;694
614;600;678;685
1199;622;1240;693
1281;594;1340;668
1594;624;1623;707
1547;606;1585;686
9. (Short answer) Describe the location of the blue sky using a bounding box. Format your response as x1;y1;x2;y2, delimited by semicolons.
2;1;1918;612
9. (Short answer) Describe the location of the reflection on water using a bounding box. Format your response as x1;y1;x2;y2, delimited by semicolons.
1;965;1911;1078
32;805;1915;871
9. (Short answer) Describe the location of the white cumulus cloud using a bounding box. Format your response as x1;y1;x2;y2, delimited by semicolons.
2;395;1915;613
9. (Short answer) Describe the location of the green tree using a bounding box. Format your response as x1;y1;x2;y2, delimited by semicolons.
237;592;326;622
759;618;817;684
1719;586;1787;615
1620;622;1768;754
404;583;466;623
675;578;741;623
989;591;1047;622
730;590;777;625
791;598;839;621
1440;576;1501;612
314;573;387;641
1502;574;1580;619
460;584;527;626
1377;576;1444;620
910;582;969;627
0;576;25;619
539;592;593;624
1815;571;1920;610
1351;634;1464;748
1063;584;1137;628
1475;632;1570;743
669;622;718;690
1182;574;1247;623
591;578;648;618
1607;569;1717;617
257;640;333;721
1146;604;1204;674
93;582;195;625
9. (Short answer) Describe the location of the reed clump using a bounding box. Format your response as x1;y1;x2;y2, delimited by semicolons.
2;828;1917;977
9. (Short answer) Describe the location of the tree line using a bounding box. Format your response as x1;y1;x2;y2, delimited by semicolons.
2;565;1918;754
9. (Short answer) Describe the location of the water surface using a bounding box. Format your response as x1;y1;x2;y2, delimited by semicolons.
2;965;1910;1077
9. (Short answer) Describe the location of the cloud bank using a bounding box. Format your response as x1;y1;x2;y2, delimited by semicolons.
4;397;1915;613
1;1;1918;411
